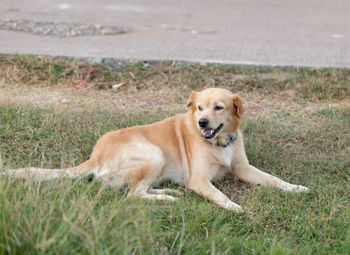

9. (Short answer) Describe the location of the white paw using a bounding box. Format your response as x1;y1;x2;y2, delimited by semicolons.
160;195;178;201
225;201;244;213
169;189;183;196
292;185;309;193
281;183;309;193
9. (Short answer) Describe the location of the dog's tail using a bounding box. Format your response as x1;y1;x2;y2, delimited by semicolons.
0;159;97;181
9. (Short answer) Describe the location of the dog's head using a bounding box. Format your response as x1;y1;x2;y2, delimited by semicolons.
187;88;244;141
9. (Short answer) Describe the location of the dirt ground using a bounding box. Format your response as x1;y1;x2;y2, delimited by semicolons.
1;84;349;120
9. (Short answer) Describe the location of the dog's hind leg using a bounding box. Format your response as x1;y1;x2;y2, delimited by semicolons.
149;188;183;196
130;186;178;201
127;161;178;202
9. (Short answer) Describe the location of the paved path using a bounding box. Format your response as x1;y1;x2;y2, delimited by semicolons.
0;0;349;67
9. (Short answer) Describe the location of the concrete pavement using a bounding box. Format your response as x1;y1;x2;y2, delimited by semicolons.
0;0;349;67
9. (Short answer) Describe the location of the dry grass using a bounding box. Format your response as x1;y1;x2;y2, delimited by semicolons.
1;55;349;96
1;55;350;118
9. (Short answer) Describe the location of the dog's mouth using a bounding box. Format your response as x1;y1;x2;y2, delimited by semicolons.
201;124;224;139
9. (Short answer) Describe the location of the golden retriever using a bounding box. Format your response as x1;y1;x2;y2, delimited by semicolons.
5;88;308;212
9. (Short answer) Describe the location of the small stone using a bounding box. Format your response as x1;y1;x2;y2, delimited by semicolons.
112;82;126;90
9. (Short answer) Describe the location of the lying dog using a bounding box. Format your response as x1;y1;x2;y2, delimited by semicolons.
5;88;308;212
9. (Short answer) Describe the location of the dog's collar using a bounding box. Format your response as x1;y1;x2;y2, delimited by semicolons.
206;132;239;148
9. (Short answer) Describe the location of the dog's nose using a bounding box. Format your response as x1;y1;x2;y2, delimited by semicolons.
198;118;209;128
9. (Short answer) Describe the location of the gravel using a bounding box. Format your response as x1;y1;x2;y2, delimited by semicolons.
0;19;128;37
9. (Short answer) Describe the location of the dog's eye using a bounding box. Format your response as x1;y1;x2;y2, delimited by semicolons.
214;105;224;111
198;106;203;111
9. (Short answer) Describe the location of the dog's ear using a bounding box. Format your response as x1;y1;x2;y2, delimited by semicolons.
186;91;197;108
232;94;245;117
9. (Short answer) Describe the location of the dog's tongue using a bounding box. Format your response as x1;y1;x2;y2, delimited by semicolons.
202;128;214;137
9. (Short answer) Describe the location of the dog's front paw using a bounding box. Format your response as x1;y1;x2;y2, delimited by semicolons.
225;201;244;213
292;185;309;193
281;184;309;193
279;182;309;193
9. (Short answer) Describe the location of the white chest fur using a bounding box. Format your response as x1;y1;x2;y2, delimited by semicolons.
209;145;235;181
209;131;247;182
218;145;235;168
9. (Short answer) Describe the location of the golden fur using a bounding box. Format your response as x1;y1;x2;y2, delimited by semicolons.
6;88;308;212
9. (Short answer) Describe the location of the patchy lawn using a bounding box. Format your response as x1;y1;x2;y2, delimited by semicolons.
0;55;349;254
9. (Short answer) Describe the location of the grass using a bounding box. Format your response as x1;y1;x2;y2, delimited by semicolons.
1;55;350;100
0;55;350;254
1;105;349;254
